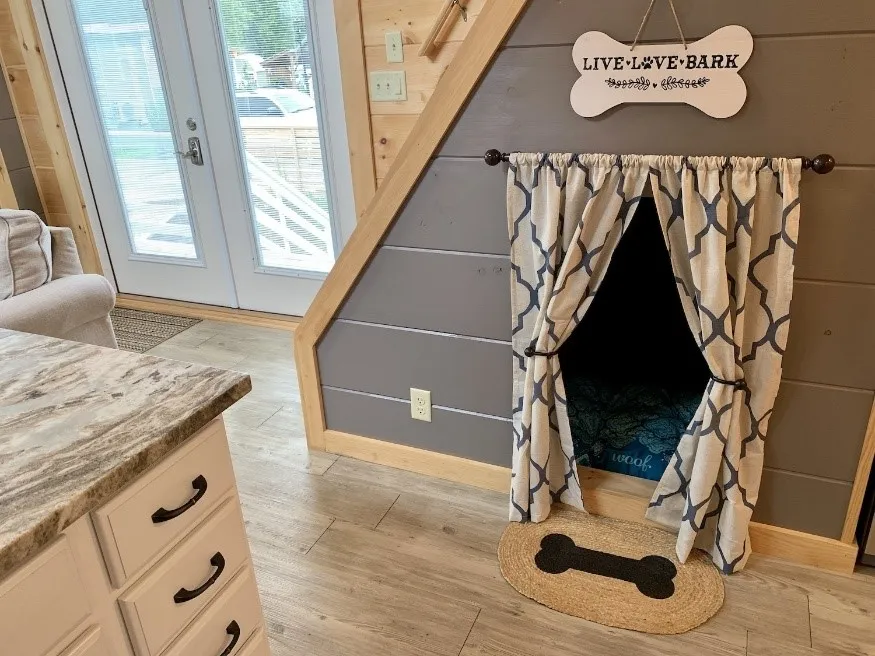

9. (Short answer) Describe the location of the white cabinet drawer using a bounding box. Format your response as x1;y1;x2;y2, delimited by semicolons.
163;567;263;656
119;499;251;656
0;538;90;656
59;626;110;656
238;628;271;656
93;419;236;586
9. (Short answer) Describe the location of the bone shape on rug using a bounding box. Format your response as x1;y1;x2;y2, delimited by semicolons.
534;533;678;600
570;25;754;118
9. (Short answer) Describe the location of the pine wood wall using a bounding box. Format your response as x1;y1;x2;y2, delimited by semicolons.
362;0;484;186
0;0;101;274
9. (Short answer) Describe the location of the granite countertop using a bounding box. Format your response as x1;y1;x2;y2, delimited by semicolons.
0;329;251;580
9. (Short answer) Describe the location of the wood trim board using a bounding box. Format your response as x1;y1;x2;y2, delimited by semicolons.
115;295;300;332
0;0;101;274
333;0;377;219
841;397;875;542
324;429;510;491
295;0;530;451
323;429;859;574
0;145;17;207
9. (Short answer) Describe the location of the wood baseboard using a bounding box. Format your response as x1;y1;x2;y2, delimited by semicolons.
323;430;509;491
115;295;300;332
322;429;859;574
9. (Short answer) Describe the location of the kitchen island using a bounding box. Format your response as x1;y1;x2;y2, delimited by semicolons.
0;329;269;656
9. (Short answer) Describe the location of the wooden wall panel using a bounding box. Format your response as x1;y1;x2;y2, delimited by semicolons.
0;78;13;120
768;382;873;482
508;0;875;47
338;247;511;340
361;0;486;48
322;386;511;466
366;42;460;115
0;74;37;212
754;469;853;539
0;0;100;273
364;1;483;182
16;117;49;168
8;168;39;213
371;114;418;181
0;2;23;68
340;247;875;389
335;0;376;218
0;115;27;169
796;169;875;285
440;39;875;164
385;158;875;284
384;158;508;254
0;77;18;207
319;319;511;418
784;282;875;390
0;150;16;207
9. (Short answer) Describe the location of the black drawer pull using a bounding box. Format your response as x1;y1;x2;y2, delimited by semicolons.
173;552;225;604
219;620;241;656
151;475;208;524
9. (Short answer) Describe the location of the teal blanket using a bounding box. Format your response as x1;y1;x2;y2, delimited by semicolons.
565;373;702;481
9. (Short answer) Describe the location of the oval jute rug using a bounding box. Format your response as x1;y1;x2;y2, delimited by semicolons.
498;510;724;634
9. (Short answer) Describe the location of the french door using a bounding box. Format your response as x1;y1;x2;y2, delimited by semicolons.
39;0;355;315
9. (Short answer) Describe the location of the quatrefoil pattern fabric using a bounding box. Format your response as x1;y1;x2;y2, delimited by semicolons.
507;153;801;573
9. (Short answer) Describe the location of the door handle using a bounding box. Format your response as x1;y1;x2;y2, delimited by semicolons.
177;136;204;166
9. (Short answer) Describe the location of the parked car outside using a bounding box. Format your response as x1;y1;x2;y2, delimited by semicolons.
235;88;317;128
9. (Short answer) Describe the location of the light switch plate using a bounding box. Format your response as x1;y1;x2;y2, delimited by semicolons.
385;30;404;63
369;71;407;102
410;388;432;422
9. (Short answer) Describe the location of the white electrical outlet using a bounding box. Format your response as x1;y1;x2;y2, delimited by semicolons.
410;388;432;422
385;30;404;63
369;71;407;102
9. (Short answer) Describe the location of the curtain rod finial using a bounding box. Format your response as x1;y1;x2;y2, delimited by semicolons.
802;154;836;174
485;149;508;166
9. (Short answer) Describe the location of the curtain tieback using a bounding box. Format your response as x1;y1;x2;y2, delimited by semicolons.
710;374;746;390
524;345;558;358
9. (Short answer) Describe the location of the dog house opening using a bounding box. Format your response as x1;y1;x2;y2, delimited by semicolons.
559;197;710;482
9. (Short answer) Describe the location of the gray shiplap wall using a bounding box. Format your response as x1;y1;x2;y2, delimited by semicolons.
0;77;42;216
319;0;875;539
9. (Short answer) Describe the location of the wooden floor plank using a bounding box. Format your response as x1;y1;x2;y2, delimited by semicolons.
747;633;829;656
142;320;875;655
256;536;480;656
810;602;875;655
459;607;746;656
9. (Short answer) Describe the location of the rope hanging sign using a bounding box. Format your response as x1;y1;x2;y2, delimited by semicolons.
570;0;753;119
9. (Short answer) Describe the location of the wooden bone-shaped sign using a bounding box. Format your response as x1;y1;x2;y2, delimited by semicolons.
571;25;754;118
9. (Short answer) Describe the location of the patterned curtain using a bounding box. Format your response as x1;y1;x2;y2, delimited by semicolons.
507;153;649;522
645;157;801;572
507;153;800;574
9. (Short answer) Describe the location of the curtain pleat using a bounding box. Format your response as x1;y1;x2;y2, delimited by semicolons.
508;153;649;522
507;153;801;574
645;156;801;572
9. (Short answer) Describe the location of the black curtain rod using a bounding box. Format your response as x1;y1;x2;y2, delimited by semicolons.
483;149;836;174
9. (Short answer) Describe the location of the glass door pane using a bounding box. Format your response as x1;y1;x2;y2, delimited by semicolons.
73;0;198;260
215;0;336;273
45;0;238;305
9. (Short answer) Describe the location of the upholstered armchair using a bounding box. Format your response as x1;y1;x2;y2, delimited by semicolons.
0;209;117;348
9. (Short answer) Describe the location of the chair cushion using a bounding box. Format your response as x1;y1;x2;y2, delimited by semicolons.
0;209;52;300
